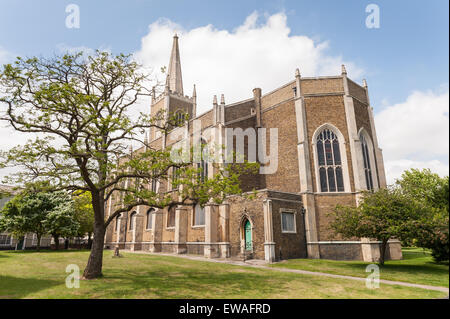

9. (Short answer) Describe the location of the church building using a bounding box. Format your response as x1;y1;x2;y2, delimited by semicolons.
104;34;402;262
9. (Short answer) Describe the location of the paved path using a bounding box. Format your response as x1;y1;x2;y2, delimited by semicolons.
122;249;449;294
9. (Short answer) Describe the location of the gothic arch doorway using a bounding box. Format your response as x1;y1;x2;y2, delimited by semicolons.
240;216;253;252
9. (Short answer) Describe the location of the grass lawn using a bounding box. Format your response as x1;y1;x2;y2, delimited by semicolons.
0;249;447;299
272;247;449;288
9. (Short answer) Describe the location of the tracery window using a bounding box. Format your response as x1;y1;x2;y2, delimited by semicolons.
360;133;374;190
316;128;345;192
197;139;208;183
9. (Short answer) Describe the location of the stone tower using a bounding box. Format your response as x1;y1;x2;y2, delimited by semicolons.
149;34;196;142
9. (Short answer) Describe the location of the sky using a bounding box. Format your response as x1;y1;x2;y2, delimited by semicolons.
0;0;448;184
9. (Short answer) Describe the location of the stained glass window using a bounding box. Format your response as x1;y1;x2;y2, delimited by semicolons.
316;128;345;192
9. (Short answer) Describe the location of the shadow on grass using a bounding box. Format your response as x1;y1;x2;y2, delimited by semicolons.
99;268;287;298
0;276;60;299
4;249;89;254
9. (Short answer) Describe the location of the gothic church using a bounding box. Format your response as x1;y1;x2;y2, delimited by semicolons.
104;34;402;262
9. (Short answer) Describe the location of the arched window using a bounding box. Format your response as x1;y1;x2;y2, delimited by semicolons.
129;211;137;231
193;204;205;226
115;214;121;232
167;207;176;228
316;128;345;192
172;166;180;189
151;169;158;193
146;208;154;230
197;139;208;183
360;133;374;190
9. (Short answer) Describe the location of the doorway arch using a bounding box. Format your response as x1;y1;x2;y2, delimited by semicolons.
240;215;253;253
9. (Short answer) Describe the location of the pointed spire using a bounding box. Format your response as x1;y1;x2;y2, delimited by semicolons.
362;79;368;88
167;33;184;95
213;95;218;105
192;84;197;97
220;94;225;105
341;64;347;75
295;68;301;78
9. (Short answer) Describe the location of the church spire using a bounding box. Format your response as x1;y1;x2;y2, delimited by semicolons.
167;33;184;95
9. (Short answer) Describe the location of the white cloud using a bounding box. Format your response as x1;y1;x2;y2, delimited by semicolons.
384;159;449;185
135;11;363;113
375;88;449;184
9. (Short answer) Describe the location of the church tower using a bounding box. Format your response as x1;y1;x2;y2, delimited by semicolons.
149;34;196;142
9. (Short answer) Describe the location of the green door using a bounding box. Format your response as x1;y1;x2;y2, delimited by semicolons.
244;220;252;251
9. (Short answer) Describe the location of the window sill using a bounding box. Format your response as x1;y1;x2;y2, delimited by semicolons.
191;225;205;229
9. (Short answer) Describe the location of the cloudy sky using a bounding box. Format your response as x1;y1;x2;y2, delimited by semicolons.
0;0;448;184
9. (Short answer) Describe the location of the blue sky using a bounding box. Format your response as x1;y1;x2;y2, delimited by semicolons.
0;0;448;107
0;0;448;182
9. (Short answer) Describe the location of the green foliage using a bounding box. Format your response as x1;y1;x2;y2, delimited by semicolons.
0;51;261;277
331;169;449;265
0;187;79;247
331;187;417;241
330;187;419;265
73;191;94;237
42;192;79;239
397;169;449;262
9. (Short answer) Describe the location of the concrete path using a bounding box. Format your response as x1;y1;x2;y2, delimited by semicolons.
122;249;449;294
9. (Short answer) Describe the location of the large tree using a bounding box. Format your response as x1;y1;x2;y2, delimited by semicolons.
0;52;257;278
330;187;419;265
0;188;74;251
397;169;449;262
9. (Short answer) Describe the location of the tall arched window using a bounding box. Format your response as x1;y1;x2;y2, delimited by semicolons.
151;169;158;193
129;211;137;230
172;166;180;190
360;133;374;190
316;128;345;192
115;214;121;232
146;208;154;230
197;139;208;183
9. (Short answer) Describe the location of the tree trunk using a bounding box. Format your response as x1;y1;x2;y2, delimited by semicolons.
82;223;106;279
379;239;388;266
54;235;60;250
64;238;69;250
36;233;41;252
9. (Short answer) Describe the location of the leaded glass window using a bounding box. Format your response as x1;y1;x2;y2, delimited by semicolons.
316;129;345;192
197;139;208;183
193;204;205;226
281;212;295;232
146;209;154;229
360;134;374;190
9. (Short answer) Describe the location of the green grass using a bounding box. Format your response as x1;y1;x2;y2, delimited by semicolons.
272;247;449;288
0;249;447;299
